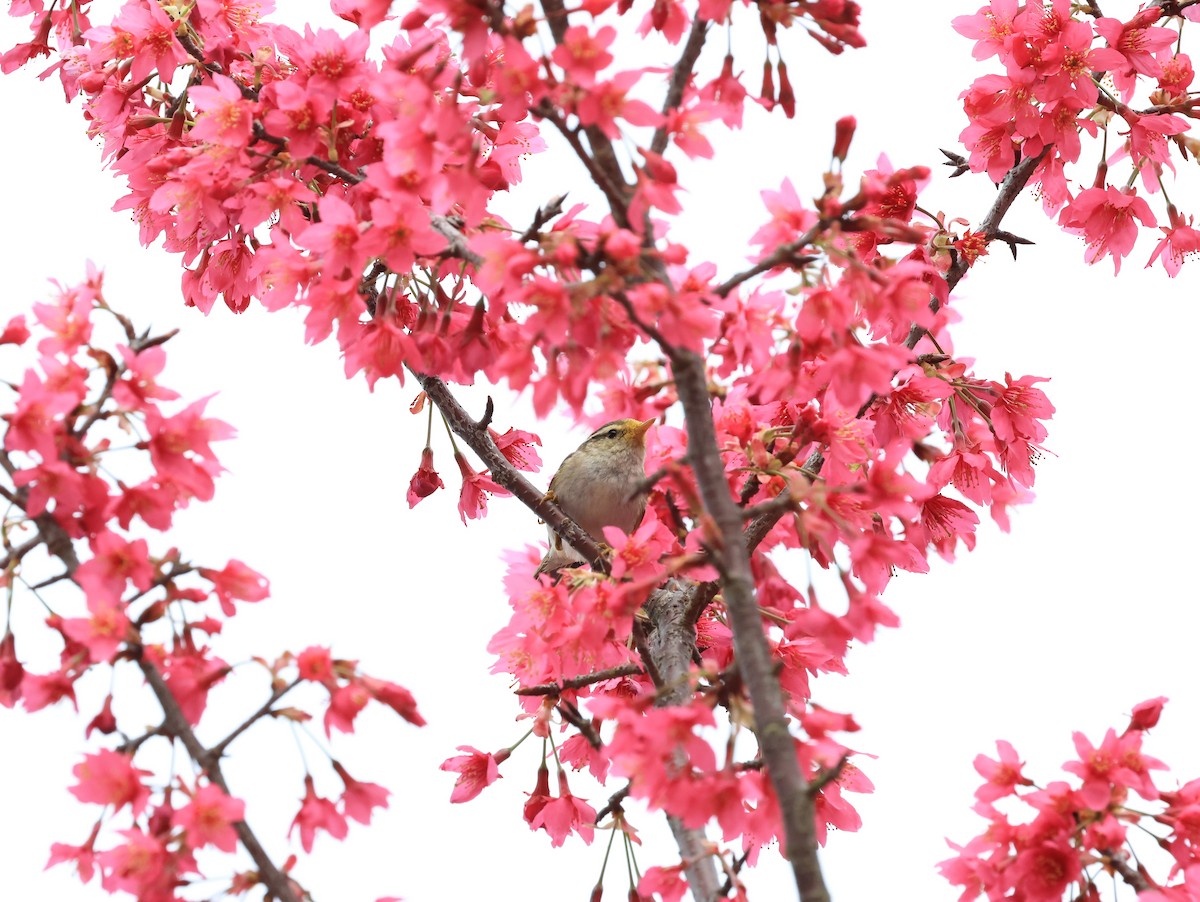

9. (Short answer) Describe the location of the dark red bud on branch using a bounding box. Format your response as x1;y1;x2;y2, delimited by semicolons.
0;632;24;705
407;447;445;507
475;159;509;191
86;695;118;736
760;59;775;107
400;8;429;29
652;0;669;31
641;149;677;183
776;61;795;118
833;115;856;162
1126;697;1167;733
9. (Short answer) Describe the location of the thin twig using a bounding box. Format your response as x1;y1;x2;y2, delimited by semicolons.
716;221;827;298
683;581;718;625
518;194;569;244
717;853;749;896
741;492;797;522
942;146;1051;297
556;698;603;749
1101;848;1153;893
610;289;677;352
135;650;302;902
304;156;365;184
632;618;666;689
430;215;484;266
515;663;643;696
413;372;608;572
594;784;631;823
0;535;41;572
806;753;849;796
207;677;303;762
533;100;631;226
650;16;711;157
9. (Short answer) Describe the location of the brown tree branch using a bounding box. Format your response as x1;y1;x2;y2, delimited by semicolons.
650;16;711;158
646;577;722;902
430;215;484;266
1152;0;1200;15
716;221;827;298
134;651;302;902
942;146;1051;296
1102;848;1153;893
413;372;609;572
533;99;632;226
514;663;643;696
207;677;303;761
0;534;41;573
24;507;301;902
670;349;830;902
536;0;632;225
594;783;632;823
556;697;603;749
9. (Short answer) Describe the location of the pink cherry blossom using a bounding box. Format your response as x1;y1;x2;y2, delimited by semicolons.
973;740;1030;803
173;782;245;852
1148;206;1200;277
199;559;270;617
551;25;616;86
440;746;511;803
453;451;506;524
1059;185;1156;273
528;768;596;847
69;749;152;815
189;74;256;147
333;761;391;824
291;775;349;853
407;447;446;507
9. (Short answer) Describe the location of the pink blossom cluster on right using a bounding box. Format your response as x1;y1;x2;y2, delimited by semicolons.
955;1;1200;274
941;698;1200;902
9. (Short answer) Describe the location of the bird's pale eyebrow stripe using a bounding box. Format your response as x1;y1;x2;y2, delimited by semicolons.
588;420;625;439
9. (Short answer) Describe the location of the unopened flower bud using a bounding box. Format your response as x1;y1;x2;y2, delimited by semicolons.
833;115;856;162
406;447;445;507
760;59;775;106
776;61;795;119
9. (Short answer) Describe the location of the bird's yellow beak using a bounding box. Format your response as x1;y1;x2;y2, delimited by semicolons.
632;418;655;442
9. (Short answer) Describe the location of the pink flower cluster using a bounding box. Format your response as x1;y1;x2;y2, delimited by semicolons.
941;699;1200;902
0;0;1084;896
955;1;1200;274
1;282;421;899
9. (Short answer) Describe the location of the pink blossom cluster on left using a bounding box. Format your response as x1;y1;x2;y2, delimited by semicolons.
1;278;422;901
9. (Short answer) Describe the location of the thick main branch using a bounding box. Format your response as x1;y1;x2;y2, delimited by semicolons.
414;373;722;898
671;350;828;902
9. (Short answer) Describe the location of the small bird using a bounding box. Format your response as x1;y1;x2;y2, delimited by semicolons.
534;417;656;578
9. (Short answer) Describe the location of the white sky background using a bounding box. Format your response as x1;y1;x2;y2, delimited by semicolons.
2;1;1199;900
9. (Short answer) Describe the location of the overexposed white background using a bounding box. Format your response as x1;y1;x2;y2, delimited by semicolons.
2;1;1198;900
